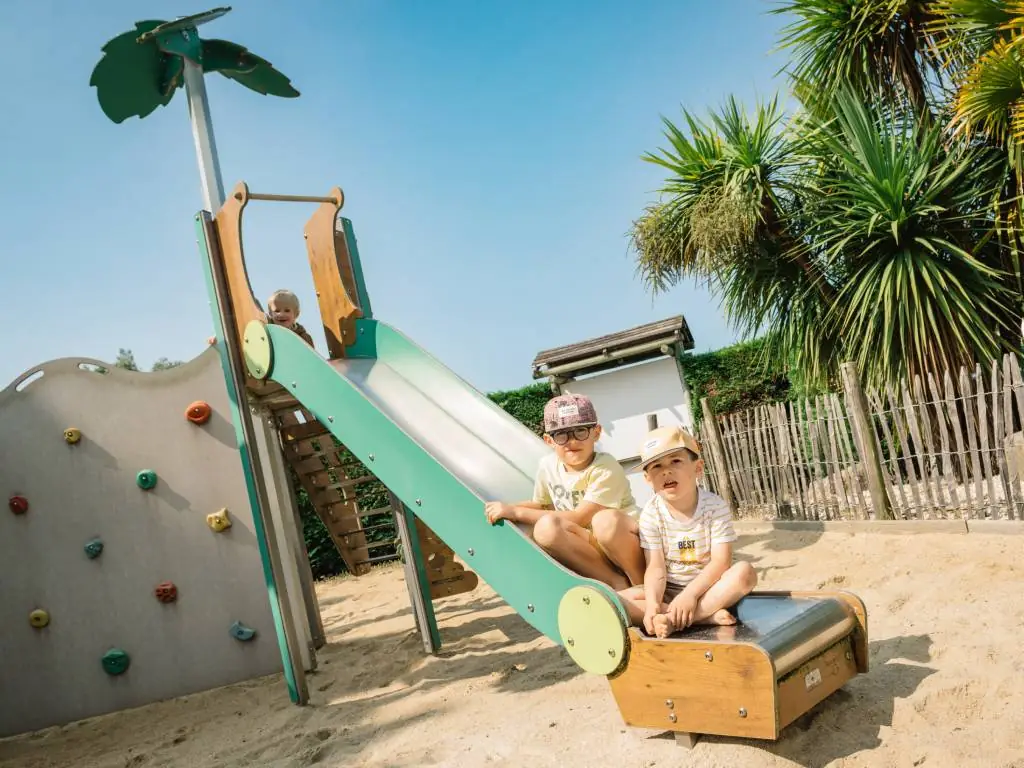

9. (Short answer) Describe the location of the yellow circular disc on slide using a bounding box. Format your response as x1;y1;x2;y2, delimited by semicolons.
557;585;627;676
243;320;273;380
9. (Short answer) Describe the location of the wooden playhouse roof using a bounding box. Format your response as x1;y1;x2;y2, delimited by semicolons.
531;315;694;380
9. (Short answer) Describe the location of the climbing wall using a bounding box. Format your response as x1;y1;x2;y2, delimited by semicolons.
0;349;281;738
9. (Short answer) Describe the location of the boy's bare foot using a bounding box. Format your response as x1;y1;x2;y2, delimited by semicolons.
708;608;736;626
652;613;675;638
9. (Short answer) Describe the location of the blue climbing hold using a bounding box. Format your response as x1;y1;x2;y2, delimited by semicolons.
84;538;104;559
230;621;256;641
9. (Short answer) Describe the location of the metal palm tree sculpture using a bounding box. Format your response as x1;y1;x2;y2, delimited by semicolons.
89;6;299;210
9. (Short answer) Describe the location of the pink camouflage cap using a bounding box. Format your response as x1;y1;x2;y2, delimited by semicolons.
543;393;598;433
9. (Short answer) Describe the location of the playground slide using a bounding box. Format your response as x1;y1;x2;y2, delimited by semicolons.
251;319;626;645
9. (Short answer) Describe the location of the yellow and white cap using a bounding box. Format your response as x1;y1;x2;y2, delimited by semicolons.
639;425;701;469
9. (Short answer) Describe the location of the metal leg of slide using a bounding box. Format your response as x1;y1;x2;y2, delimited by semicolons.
268;414;327;651
253;407;317;673
390;492;440;653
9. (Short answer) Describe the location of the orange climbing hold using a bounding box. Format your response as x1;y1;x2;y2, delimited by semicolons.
185;400;212;425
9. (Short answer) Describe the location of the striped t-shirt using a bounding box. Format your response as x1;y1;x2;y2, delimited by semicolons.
638;489;737;587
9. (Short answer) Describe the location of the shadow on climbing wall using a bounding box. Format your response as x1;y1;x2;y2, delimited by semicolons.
0;347;281;738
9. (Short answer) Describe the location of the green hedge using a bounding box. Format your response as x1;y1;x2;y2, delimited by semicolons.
679;338;796;422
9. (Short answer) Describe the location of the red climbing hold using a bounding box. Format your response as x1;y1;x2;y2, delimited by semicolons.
154;582;178;603
8;496;28;515
185;400;212;425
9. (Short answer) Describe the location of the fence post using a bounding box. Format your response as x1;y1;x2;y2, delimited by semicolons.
699;397;735;511
840;361;893;520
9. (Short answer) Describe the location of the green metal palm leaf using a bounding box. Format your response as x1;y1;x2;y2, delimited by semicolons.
89;21;181;123
90;8;298;125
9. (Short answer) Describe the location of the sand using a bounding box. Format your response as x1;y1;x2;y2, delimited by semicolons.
3;528;1024;768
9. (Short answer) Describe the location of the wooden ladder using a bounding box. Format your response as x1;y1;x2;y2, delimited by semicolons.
272;406;478;598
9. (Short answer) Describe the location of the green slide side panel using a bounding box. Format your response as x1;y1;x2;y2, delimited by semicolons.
262;324;626;643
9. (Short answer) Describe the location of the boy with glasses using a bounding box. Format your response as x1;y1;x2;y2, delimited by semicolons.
485;394;644;591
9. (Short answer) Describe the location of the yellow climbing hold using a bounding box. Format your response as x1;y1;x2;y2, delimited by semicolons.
556;585;627;676
64;427;82;444
207;508;232;532
29;609;50;628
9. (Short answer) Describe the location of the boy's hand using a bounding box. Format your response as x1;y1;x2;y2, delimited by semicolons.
485;502;514;524
668;592;698;629
642;607;659;636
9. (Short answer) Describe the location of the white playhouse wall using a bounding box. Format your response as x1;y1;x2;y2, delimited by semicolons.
560;356;694;508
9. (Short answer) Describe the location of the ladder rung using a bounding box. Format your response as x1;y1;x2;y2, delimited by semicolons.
335;521;395;537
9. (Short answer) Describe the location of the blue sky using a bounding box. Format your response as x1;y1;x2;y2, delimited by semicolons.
1;1;791;393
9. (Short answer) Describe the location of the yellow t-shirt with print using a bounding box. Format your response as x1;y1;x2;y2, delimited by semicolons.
532;451;639;524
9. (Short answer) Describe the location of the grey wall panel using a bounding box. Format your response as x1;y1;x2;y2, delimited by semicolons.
0;349;281;737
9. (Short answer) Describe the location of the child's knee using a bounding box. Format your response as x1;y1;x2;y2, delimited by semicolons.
532;513;568;549
733;561;758;591
590;509;631;544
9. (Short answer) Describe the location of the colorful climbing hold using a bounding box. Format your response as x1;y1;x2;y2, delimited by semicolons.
230;621;256;641
185;400;212;425
101;648;130;676
136;470;158;490
206;508;232;532
8;495;28;515
84;538;104;559
64;427;82;444
29;609;50;628
154;581;178;603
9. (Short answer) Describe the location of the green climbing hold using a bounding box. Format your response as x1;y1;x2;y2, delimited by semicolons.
230;621;256;641
136;470;158;490
102;648;130;676
84;538;104;559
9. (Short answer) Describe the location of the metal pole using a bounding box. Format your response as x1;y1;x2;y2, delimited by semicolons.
183;58;226;211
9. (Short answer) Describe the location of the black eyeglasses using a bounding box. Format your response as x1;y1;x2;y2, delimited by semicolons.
549;426;594;445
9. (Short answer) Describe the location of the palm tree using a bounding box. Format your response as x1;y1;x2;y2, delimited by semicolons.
631;88;1017;388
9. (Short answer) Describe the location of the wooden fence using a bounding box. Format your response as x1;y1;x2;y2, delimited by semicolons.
696;355;1024;522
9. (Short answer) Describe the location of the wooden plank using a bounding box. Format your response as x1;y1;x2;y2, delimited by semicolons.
820;395;849;518
944;369;972;514
960;366;985;519
794;400;820;520
805;399;831;520
914;375;947;515
991;360;1011;521
976;363;997;518
738;411;765;510
831;394;865;519
303;189;363;359
728;412;756;512
773;403;800;518
868;390;909;517
608;631;778;739
768;403;795;518
717;415;746;508
1010;353;1024;430
699;398;735;511
901;379;936;518
887;385;922;518
753;407;780;514
927;371;956;515
1003;355;1023;520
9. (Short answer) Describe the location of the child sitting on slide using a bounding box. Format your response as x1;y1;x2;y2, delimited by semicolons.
207;288;315;348
484;393;645;591
618;425;757;638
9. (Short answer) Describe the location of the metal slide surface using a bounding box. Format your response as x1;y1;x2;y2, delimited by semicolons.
261;321;626;643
